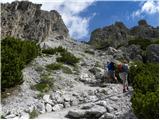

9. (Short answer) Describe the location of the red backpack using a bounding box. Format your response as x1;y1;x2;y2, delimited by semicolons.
117;64;123;72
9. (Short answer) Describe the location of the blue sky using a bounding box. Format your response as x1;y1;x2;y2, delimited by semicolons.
1;0;159;41
79;1;159;41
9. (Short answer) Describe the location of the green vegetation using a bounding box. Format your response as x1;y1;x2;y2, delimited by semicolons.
42;46;66;55
84;50;95;55
2;37;40;91
56;51;80;66
43;46;80;66
62;66;73;74
129;62;159;119
33;73;54;92
29;108;39;119
128;38;159;50
46;63;63;70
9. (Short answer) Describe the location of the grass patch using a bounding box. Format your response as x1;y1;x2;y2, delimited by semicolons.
29;108;39;119
46;63;63;70
33;73;54;92
56;51;80;66
62;66;73;74
42;46;66;55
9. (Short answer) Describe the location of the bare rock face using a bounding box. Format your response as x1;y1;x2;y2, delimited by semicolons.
1;1;69;42
146;44;159;63
89;21;129;48
130;20;158;40
89;20;159;49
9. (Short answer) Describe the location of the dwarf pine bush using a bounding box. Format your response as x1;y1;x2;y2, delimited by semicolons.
130;62;159;119
2;37;40;91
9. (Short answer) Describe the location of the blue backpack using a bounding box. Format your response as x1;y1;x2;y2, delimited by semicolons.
107;62;114;71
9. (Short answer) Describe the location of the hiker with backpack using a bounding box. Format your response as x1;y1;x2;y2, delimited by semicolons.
105;59;129;93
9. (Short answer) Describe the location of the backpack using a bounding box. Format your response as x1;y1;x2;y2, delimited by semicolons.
122;64;129;73
107;62;114;71
117;64;123;72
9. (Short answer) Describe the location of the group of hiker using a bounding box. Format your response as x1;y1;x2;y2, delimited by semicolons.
104;59;129;93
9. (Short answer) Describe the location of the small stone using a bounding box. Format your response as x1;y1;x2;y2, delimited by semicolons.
43;94;53;104
45;103;52;112
20;112;30;119
96;100;107;107
64;102;70;108
106;106;114;113
100;112;115;119
36;102;45;114
52;104;63;111
63;95;71;102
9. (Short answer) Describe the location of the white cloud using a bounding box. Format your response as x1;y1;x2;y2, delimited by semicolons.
132;0;159;17
41;0;96;40
1;0;96;40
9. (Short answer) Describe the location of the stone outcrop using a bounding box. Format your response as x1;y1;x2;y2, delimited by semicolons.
130;20;158;40
89;20;159;48
89;22;129;48
146;44;159;63
1;1;69;43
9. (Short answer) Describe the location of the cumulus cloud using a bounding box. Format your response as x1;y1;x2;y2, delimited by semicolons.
132;0;159;17
1;0;96;40
41;0;96;40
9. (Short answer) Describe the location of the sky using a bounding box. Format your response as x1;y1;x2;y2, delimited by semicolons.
1;0;159;41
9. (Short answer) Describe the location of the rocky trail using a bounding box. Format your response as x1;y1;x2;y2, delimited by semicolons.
1;36;136;119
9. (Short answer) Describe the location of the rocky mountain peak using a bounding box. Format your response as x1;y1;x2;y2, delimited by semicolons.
138;19;148;26
1;1;69;43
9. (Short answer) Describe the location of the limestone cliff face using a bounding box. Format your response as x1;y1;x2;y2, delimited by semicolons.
89;20;159;48
1;1;69;42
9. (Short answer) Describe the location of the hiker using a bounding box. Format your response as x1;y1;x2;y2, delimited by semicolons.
105;61;118;83
106;60;129;93
117;60;129;93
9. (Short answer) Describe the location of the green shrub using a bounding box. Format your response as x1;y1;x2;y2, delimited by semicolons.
84;50;95;55
130;62;159;119
56;51;80;66
42;46;66;55
2;37;40;91
34;83;50;92
62;66;73;74
46;63;63;70
29;108;39;119
33;73;54;93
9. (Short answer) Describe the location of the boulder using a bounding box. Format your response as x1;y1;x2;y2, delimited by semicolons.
52;104;63;111
64;102;70;108
79;73;96;84
146;44;159;62
67;109;85;119
36;102;45;114
51;92;64;104
43;94;53;105
45;103;52;112
100;112;115;119
85;105;107;118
